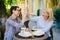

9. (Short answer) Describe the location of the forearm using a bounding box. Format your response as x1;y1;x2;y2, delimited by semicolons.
7;20;24;28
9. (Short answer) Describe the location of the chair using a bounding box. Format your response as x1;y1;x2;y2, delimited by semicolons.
50;27;53;40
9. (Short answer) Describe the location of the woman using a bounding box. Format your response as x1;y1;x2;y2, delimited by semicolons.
28;8;53;40
54;4;60;29
4;6;25;40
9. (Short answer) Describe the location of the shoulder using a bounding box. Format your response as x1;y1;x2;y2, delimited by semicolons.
7;16;13;20
6;16;12;23
37;16;44;20
48;20;54;24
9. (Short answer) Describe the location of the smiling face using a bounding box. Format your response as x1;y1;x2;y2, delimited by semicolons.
41;8;53;20
13;8;21;17
42;11;49;20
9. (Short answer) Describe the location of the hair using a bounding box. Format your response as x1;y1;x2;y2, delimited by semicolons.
42;8;53;20
10;6;19;15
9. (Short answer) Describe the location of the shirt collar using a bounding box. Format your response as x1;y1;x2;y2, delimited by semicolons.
10;16;18;20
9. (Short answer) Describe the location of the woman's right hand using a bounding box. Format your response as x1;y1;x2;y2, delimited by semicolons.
31;27;37;31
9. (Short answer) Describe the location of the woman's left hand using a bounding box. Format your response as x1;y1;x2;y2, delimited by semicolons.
25;28;30;32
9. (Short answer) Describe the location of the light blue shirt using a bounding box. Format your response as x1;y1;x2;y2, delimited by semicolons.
29;16;53;36
4;16;25;40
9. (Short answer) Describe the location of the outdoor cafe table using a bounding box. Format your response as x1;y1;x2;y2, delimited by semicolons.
14;33;48;40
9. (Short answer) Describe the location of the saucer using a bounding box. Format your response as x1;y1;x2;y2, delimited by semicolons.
33;29;45;36
18;31;32;37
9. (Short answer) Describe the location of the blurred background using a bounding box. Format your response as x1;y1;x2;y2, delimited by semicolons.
0;0;60;40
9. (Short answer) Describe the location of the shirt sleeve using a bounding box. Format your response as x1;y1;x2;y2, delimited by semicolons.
7;19;24;28
29;16;39;22
41;21;53;32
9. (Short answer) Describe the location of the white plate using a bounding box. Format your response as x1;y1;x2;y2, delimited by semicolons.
33;29;45;36
18;31;32;37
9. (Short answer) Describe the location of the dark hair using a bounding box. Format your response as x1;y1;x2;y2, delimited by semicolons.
10;6;19;14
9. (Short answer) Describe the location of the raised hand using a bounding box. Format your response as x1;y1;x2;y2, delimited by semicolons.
25;5;29;18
